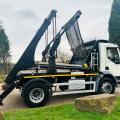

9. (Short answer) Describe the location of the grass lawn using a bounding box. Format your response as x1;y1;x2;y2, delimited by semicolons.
3;97;120;120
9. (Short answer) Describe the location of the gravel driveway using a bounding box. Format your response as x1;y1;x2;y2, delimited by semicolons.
0;84;120;112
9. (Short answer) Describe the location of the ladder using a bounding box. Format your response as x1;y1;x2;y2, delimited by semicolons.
90;53;99;71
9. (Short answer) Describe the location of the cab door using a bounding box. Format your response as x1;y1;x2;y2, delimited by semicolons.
105;46;120;79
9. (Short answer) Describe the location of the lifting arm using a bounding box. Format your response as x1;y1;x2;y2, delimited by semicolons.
5;10;57;84
0;10;57;106
46;10;82;74
42;10;82;58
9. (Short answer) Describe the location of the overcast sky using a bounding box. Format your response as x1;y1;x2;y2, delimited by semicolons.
0;0;113;62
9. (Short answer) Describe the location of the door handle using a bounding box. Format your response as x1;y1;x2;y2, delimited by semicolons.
105;66;109;70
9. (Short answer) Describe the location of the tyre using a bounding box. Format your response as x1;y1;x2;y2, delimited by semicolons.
23;82;50;107
98;77;115;94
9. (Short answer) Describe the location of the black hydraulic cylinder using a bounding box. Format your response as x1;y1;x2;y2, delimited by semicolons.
47;56;56;74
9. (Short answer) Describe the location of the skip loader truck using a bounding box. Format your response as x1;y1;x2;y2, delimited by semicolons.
0;10;119;107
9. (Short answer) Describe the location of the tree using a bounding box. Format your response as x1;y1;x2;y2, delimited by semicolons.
0;26;11;64
57;49;71;64
0;23;11;74
109;0;120;47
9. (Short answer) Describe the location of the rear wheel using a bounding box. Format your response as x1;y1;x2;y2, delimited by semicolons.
98;77;115;94
23;82;50;107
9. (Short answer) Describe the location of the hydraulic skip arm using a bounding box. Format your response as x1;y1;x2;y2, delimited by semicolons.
0;10;57;105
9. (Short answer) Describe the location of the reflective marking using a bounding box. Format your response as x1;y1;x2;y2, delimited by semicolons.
24;73;97;79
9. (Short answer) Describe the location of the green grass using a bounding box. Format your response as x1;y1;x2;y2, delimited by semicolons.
3;97;120;120
0;75;6;83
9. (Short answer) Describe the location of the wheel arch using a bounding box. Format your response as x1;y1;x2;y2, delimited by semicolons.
21;78;51;97
95;71;117;92
99;71;117;86
24;78;51;86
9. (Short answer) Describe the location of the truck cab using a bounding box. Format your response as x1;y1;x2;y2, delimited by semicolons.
99;42;120;83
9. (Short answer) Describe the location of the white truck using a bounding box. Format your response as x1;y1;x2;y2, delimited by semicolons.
0;10;119;107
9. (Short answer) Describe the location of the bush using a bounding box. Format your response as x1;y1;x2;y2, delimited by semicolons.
0;75;6;83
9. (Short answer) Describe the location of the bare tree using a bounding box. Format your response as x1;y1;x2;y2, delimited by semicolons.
57;49;71;64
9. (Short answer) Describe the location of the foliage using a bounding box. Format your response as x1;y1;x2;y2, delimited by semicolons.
0;75;6;83
3;97;120;120
0;28;11;64
109;0;120;47
0;24;11;74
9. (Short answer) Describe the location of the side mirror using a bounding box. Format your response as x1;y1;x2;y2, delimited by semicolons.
115;55;120;64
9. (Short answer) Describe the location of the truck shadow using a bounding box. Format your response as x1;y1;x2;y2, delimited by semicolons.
47;93;95;106
0;88;95;111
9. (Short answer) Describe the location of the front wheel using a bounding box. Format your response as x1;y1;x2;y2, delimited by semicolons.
98;77;115;94
23;82;50;107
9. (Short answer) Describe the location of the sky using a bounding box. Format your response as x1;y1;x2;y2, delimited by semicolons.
0;0;113;62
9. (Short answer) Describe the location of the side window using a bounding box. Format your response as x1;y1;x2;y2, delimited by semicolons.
106;47;120;64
